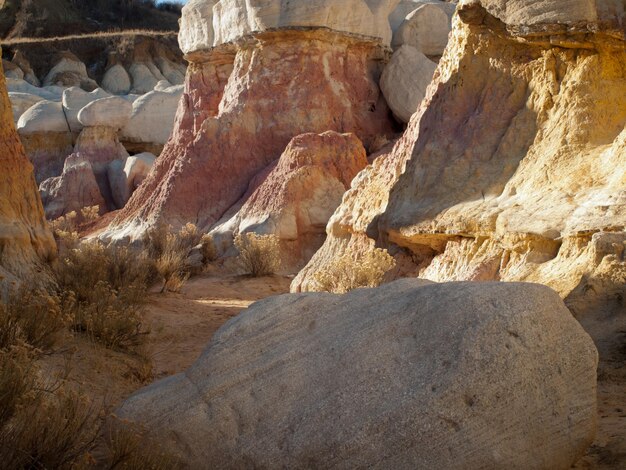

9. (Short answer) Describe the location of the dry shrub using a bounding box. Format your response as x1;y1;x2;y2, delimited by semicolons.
314;248;396;294
50;211;78;233
102;419;183;470
80;205;100;224
3;286;69;352
0;390;100;470
200;233;218;263
234;233;281;277
0;292;98;469
144;223;202;293
55;241;152;350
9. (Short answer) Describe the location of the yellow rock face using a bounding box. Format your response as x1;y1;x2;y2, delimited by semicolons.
0;57;56;285
294;5;625;351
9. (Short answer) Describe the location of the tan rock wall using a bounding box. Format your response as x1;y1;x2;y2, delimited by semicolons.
0;58;55;285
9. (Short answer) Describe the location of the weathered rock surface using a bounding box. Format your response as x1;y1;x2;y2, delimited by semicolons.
6;78;62;101
210;131;368;270
120;85;183;148
40;154;106;220
101;64;132;95
16;100;69;134
8;91;44;123
380;45;437;123
294;0;626;363
108;152;156;209
180;0;401;52
105;28;395;240
43;53;97;90
0;60;55;283
392;2;454;55
62;87;111;133
78;96;132;130
118;279;598;469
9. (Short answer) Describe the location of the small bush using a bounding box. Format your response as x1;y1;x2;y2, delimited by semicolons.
313;248;396;294
55;241;152;351
234;233;281;277
200;234;218;263
3;286;69;352
0;390;99;470
144;223;202;293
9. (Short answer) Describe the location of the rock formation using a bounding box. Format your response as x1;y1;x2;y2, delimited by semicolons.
117;279;598;469
294;0;626;357
209;131;369;270
104;1;402;242
0;58;55;284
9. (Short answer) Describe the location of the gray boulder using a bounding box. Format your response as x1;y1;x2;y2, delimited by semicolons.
118;279;598;469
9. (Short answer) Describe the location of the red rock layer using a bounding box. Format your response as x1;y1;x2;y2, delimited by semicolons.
107;29;395;238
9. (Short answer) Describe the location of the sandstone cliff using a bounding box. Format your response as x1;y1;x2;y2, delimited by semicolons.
0;58;55;285
293;0;625;354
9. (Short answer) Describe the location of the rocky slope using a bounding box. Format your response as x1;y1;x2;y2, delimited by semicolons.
0;56;55;285
294;0;625;347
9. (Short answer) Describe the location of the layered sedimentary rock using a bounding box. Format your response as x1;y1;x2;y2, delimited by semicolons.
118;279;598;469
210;131;369;270
294;0;626;353
105;17;396;240
0;59;55;284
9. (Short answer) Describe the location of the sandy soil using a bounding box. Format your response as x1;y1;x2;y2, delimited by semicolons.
43;268;292;415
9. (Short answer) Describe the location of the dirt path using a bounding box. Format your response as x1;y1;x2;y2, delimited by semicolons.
144;270;292;379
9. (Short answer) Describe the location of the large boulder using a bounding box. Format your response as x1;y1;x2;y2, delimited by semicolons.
392;2;454;55
101;64;132;95
78;96;132;130
118;280;598;469
16;100;69;134
43;53;97;90
210;131;369;270
380;45;437;123
120;86;183;147
0;57;56;284
8;92;44;123
62;87;111;133
128;62;160;94
178;0;219;55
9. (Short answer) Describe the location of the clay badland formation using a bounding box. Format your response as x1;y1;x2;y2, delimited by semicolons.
0;0;624;468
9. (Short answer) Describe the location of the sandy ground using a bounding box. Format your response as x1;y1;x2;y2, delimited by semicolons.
43;268;292;415
41;269;623;468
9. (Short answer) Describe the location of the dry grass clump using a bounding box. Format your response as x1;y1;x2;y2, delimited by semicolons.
314;248;396;294
234;233;281;277
0;288;99;469
200;233;218;263
102;420;183;469
144;223;203;293
55;241;153;350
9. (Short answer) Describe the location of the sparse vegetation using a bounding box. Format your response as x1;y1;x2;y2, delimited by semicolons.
314;248;396;293
200;233;218;263
234;233;281;277
0;286;98;469
55;241;153;350
144;222;202;293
